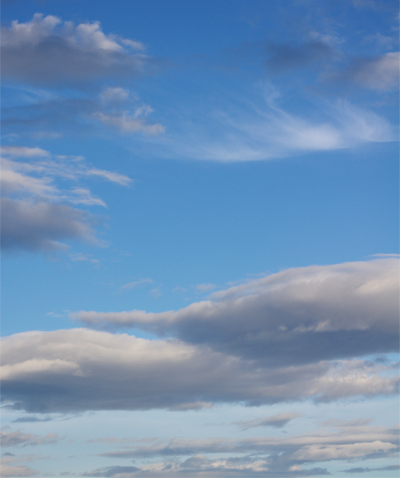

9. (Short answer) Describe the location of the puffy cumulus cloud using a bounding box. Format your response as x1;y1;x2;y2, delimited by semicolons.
0;328;397;413
0;430;61;447
163;95;395;162
74;258;399;366
83;421;399;477
1;146;130;252
1;14;163;87
233;412;302;430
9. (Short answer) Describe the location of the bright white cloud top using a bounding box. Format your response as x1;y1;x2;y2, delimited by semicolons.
1;1;398;477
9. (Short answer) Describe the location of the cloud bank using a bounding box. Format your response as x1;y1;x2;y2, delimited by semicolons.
75;258;399;366
1;258;398;413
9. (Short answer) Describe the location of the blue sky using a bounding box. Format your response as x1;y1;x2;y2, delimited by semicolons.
1;1;399;477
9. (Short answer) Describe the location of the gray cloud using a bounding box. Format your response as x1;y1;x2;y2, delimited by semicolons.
1;328;397;413
1;146;130;252
233;412;302;430
1;14;165;88
75;258;399;366
326;52;400;91
1;198;97;252
264;40;335;74
83;421;399;477
2;90;164;139
343;464;400;473
0;430;61;447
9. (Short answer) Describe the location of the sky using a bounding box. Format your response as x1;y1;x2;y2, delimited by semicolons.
0;0;399;477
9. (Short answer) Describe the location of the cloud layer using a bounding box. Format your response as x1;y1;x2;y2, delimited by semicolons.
1;331;397;413
75;258;399;366
82;420;399;477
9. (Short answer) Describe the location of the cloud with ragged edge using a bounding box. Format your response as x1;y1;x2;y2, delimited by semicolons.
1;13;167;88
0;430;61;447
2;86;165;139
1;146;131;252
74;258;399;366
1;258;398;413
80;420;399;477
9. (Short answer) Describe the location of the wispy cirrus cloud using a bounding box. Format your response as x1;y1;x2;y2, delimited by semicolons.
161;92;396;162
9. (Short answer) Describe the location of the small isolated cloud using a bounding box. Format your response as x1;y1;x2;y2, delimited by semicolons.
93;110;165;135
121;279;154;291
234;412;302;430
1;146;130;252
69;253;100;266
195;283;216;293
1;14;164;87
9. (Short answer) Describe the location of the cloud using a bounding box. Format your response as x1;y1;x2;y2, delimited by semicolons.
330;52;400;91
121;279;154;291
83;421;399;477
343;464;400;473
1;14;163;87
93;111;165;135
1;146;130;252
195;283;216;293
74;258;399;366
0;455;39;478
1;198;97;252
1;328;397;413
0;430;61;447
164;95;395;162
264;40;335;74
2;88;165;139
233;412;302;430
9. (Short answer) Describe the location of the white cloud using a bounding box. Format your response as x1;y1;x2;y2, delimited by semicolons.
121;279;154;291
164;95;395;162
